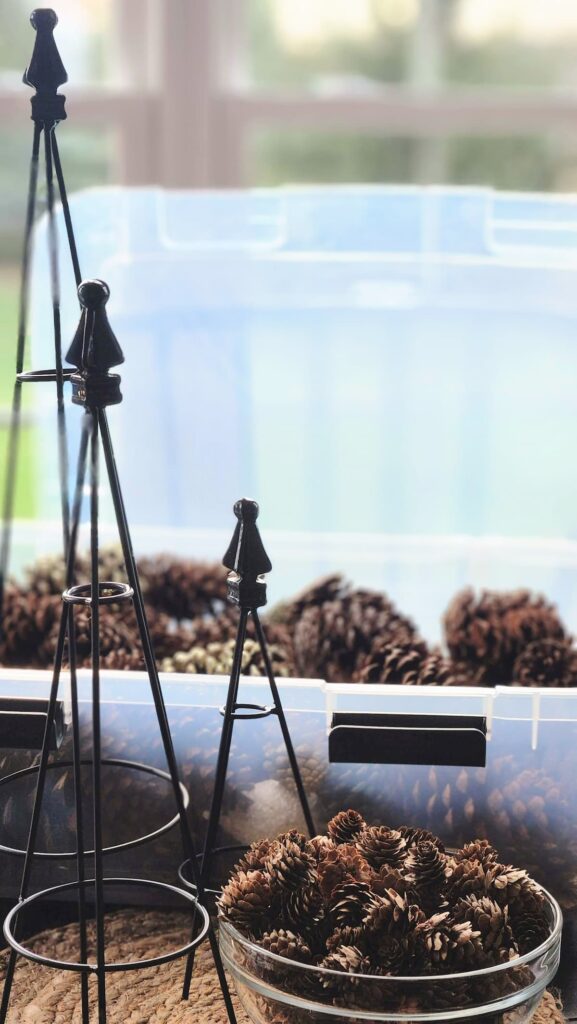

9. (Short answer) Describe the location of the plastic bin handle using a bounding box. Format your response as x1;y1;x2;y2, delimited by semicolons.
328;712;486;768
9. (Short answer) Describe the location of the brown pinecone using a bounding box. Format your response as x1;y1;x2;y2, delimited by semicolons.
417;649;463;687
444;587;566;683
0;586;61;666
356;826;407;869
485;864;532;907
260;929;312;963
331;881;375;927
326;925;366;953
398;826;445;853
282;883;323;929
455;840;498;867
294;588;418;682
512;905;551;955
513;639;577;688
24;546;128;597
416;914;484;971
363;889;424;940
355;638;428;685
266;839;317;892
452;896;517;963
328;810;366;845
411;841;448;896
319;945;370;990
307;835;337;861
137;555;226;620
235;839;273;873
273;574;347;627
218;869;276;933
445;858;487;901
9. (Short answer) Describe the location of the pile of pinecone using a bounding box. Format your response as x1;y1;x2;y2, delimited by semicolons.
1;549;575;686
218;810;551;1015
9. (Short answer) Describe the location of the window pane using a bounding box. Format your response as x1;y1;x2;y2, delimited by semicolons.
0;0;118;86
249;0;577;91
250;130;577;192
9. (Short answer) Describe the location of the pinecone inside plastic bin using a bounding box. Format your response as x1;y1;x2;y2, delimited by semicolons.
443;587;567;685
218;812;557;1016
513;639;577;688
354;637;466;687
291;579;419;682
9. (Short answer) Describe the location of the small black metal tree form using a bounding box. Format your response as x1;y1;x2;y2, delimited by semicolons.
0;281;237;1024
0;9;82;635
180;497;316;996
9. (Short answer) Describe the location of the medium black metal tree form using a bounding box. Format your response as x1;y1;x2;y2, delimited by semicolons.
0;280;237;1024
0;10;83;631
179;497;316;997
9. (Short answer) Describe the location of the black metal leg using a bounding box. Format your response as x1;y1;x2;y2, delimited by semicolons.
50;131;81;289
252;609;316;838
89;413;107;1023
0;122;42;633
67;413;91;1024
180;608;250;999
97;409;237;1024
44;122;70;554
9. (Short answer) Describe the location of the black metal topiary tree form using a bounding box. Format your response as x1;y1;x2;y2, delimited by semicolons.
0;280;238;1024
0;10;83;634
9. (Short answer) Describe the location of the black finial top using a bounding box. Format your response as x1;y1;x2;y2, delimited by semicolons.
24;9;68;123
223;499;272;607
66;280;124;408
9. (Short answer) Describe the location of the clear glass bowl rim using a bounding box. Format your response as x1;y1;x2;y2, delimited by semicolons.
219;882;562;984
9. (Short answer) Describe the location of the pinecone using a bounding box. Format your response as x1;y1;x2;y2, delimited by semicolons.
331;881;375;927
444;588;566;684
0;587;60;666
417;649;463;687
326;925;366;953
273;575;347;627
512;907;551;955
416;914;484;971
452;896;517;963
411;841;448;897
513;639;577;688
485;864;532;907
235;839;273;874
161;636;294;677
356;826;407;869
293;588;418;682
328;810;366;845
363;889;424;944
445;858;487;901
354;638;428;685
137;555;226;620
455;840;498;867
24;546;127;597
319;945;370;990
266;839;317;892
218;870;276;934
282;884;323;929
398;826;445;853
307;835;336;861
260;929;312;963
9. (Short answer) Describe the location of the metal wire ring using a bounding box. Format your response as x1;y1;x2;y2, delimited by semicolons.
4;877;210;973
62;581;134;605
16;369;75;383
218;702;277;721
178;845;249;899
0;758;189;859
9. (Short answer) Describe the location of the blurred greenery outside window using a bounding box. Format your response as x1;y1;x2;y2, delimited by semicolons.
3;0;577;515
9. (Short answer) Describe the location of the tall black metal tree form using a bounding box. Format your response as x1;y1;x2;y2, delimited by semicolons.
181;497;316;996
0;281;238;1024
0;9;82;629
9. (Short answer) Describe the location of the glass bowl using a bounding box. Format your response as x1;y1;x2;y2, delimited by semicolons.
219;886;562;1024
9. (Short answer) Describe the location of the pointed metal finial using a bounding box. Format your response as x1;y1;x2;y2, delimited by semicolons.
67;280;124;408
24;9;68;123
223;499;272;608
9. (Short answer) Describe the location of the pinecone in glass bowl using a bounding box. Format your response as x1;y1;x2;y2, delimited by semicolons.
219;813;562;1023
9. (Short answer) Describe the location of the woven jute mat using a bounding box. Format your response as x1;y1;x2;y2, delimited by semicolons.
0;909;565;1024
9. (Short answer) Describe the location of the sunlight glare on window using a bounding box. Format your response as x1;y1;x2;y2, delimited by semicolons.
456;0;577;43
